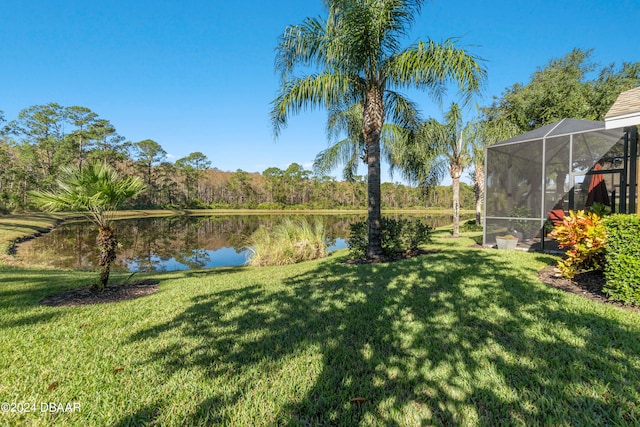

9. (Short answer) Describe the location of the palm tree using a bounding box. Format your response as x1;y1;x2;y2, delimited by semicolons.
31;162;146;289
271;0;485;257
414;103;471;237
467;117;519;225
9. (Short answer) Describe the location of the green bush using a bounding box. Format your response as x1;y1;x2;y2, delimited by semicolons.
461;219;482;232
180;198;208;209
256;202;285;210
347;221;368;258
603;214;640;305
246;218;328;266
347;217;432;259
210;201;232;209
285;204;307;210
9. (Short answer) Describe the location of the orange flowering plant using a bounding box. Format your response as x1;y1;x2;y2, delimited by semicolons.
549;210;607;278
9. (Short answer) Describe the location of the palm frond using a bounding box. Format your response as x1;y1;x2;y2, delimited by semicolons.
275;17;329;80
327;0;425;74
270;73;351;138
30;162;146;227
389;137;446;187
383;90;421;131
387;38;487;105
326;102;363;141
313;136;363;181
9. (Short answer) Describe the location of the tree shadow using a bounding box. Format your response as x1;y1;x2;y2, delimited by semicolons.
0;266;98;327
0;266;96;306
0;311;62;328
111;402;161;427
122;248;640;425
176;265;248;278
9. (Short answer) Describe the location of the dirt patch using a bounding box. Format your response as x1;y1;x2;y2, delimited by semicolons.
40;280;159;307
343;248;439;264
538;265;639;312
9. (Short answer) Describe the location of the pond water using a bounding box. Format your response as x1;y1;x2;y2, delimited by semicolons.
16;213;465;272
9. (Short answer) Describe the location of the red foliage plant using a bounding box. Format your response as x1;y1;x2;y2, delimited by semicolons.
549;210;607;278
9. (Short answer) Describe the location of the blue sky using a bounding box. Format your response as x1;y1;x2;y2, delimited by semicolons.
2;0;639;182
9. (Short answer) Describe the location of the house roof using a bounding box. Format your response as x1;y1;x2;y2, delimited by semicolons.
604;86;640;129
490;118;605;148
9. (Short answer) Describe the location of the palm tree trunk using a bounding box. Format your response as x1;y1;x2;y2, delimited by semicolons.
473;165;485;226
451;165;462;238
97;225;118;289
363;87;385;258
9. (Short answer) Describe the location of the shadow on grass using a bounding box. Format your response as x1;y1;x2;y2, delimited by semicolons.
0;266;97;327
124;248;639;425
0;266;94;305
175;265;248;278
0;311;63;328
111;403;161;427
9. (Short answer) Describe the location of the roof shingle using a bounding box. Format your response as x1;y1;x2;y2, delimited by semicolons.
605;86;640;119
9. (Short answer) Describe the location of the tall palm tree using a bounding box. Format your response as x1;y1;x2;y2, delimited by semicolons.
416;103;471;237
467;117;519;225
271;0;485;257
31;162;146;289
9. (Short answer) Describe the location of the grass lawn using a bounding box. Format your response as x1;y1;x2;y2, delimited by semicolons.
1;227;639;425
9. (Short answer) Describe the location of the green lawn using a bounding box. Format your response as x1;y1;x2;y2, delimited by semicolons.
1;231;639;426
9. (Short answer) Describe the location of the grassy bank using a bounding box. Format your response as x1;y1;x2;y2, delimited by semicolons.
1;231;639;426
0;213;67;255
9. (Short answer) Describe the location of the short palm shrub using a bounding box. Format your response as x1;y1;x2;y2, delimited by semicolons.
246;218;328;266
603;214;640;305
30;162;146;289
549;209;607;279
348;217;432;259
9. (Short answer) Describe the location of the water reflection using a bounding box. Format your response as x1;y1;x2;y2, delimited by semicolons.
16;213;465;272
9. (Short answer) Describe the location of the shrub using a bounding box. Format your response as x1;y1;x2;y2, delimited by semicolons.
347;217;432;259
246;218;328;266
181;198;208;209
347;221;368;258
549;210;607;278
461;219;482;232
256;202;285;210
285;204;307;210
398;219;432;251
210;202;232;209
603;215;640;305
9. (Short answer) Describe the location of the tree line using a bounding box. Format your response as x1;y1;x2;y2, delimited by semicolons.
0;105;474;213
1;49;636;218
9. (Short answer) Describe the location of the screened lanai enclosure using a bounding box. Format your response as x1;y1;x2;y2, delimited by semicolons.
483;118;638;250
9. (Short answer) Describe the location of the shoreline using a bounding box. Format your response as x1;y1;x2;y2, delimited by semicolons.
0;208;470;257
